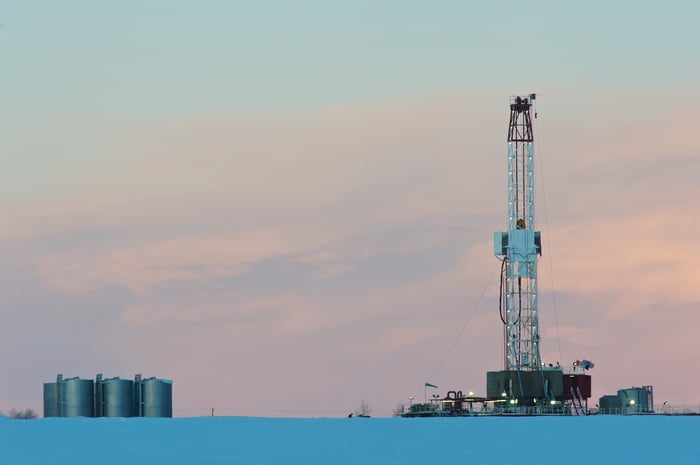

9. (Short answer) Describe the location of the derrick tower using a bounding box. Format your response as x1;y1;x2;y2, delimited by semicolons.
494;94;542;372
486;94;592;411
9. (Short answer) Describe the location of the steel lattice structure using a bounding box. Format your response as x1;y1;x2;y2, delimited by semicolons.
494;94;542;372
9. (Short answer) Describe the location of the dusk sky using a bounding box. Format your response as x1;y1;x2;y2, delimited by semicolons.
1;1;699;416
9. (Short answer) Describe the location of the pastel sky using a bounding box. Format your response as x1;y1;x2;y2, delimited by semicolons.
1;1;699;416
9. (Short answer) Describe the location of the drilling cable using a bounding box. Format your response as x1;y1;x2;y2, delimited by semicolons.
534;108;563;363
426;259;500;383
498;257;507;324
499;256;521;326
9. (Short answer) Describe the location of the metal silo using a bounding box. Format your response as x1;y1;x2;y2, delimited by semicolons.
598;395;622;414
62;377;95;417
618;386;653;413
102;377;135;417
43;379;60;417
138;377;173;417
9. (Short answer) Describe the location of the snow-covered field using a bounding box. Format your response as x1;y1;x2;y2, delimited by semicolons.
1;415;698;464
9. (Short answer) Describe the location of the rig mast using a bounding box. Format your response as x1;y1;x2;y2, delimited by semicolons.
486;94;592;410
400;94;594;415
494;94;542;372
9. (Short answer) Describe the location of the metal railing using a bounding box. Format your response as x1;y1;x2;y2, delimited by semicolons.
652;404;700;415
397;402;700;417
589;404;700;416
396;402;575;417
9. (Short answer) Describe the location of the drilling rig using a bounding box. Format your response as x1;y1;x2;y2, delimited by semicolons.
487;94;591;412
399;94;593;417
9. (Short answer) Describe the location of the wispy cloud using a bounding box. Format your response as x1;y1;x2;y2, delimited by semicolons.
4;91;700;413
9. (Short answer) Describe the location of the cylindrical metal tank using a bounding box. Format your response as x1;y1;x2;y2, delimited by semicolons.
619;387;651;413
62;377;95;417
43;382;59;417
599;395;621;414
140;378;173;417
637;388;650;412
102;378;135;417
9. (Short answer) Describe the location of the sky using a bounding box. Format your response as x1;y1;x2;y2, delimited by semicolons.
1;1;699;417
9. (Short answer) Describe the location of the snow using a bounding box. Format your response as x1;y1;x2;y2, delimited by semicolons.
1;415;698;464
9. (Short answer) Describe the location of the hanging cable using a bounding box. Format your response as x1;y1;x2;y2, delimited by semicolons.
426;259;500;383
498;256;522;326
498;257;507;324
534;109;563;362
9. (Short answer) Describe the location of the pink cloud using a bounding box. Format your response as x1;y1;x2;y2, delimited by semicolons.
5;90;700;413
